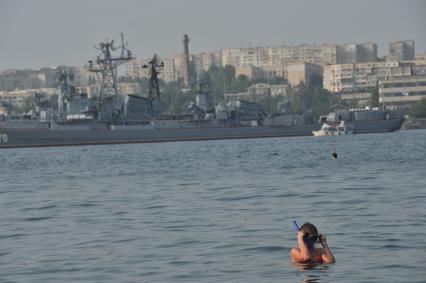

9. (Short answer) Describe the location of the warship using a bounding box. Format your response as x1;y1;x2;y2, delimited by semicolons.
0;35;404;148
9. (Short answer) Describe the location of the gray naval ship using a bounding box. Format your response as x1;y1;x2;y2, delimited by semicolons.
0;35;404;149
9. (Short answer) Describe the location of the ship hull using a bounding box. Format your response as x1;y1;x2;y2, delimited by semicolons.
0;118;404;148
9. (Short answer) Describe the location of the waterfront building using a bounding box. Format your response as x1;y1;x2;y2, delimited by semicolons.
323;61;412;93
339;92;371;107
379;75;426;107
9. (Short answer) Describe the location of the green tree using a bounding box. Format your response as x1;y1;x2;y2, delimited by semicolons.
370;83;380;107
287;78;338;119
408;98;426;118
312;88;336;118
260;94;285;113
168;89;185;114
22;96;36;112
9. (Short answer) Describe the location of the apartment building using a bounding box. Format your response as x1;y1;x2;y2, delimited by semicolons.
287;62;323;87
193;52;221;74
337;43;377;64
282;44;338;65
124;59;149;79
122;40;400;86
124;57;177;84
323;61;412;93
221;48;241;67
379;75;426;107
388;40;415;61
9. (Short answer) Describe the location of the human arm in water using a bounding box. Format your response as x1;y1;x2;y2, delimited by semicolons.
319;234;335;264
290;231;311;262
291;232;336;264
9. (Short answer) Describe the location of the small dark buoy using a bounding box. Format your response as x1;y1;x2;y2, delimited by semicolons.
332;152;337;159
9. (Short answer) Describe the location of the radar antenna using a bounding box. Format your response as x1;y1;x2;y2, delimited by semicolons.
88;33;134;121
57;67;74;99
143;54;164;120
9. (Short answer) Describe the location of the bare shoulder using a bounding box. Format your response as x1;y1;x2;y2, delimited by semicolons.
290;247;300;256
290;247;303;262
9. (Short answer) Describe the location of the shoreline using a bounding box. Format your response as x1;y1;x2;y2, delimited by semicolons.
402;118;426;129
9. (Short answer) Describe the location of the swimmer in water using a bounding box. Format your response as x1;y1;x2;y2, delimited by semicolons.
291;222;336;264
332;152;337;159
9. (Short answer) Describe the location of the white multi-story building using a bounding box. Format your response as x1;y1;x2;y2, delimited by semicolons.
221;48;241;67
161;58;177;84
123;41;383;85
124;59;149;79
239;47;270;67
282;44;338;65
124;57;176;84
379;76;426;107
323;61;413;93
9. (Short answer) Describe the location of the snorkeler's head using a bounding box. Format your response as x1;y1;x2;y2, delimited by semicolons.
300;222;319;244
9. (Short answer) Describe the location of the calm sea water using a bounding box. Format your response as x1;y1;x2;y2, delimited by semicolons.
0;130;425;283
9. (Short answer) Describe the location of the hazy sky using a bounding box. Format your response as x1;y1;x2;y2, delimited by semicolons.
0;0;425;71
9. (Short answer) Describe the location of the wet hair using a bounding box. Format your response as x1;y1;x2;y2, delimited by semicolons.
300;222;318;236
300;222;320;250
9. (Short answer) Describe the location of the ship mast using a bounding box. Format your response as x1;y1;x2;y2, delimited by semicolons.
143;54;164;120
88;32;134;121
57;67;74;113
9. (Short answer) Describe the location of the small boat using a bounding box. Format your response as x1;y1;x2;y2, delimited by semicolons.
312;121;353;137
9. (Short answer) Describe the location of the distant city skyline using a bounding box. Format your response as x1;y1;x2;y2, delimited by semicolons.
0;0;425;71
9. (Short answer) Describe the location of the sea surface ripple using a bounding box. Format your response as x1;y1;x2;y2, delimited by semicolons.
0;129;425;282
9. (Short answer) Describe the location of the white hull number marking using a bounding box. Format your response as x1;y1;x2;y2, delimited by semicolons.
0;133;8;143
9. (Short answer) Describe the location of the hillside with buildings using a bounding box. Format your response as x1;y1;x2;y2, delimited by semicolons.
1;38;426;119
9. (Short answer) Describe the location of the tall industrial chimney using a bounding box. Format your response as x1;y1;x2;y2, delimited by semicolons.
182;34;190;89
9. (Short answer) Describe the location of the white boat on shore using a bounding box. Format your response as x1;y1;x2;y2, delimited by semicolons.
312;121;353;137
